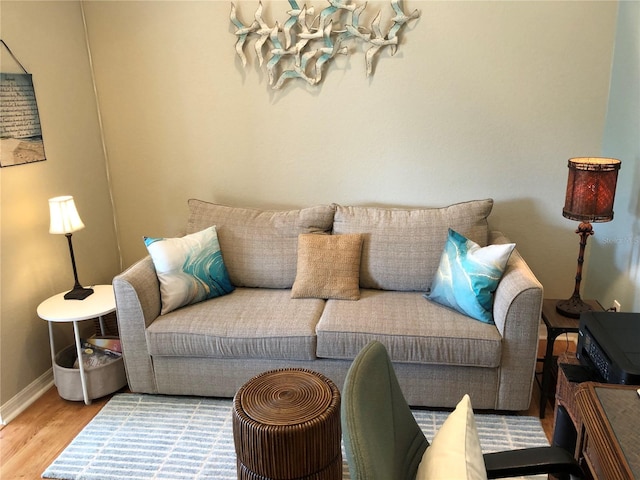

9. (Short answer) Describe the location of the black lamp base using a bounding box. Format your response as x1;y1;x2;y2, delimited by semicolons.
64;286;94;300
556;295;593;319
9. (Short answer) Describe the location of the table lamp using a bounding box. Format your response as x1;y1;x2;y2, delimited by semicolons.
556;157;621;318
48;195;94;300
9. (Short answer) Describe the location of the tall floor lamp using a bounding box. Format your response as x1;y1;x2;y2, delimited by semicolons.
48;195;94;300
556;157;621;318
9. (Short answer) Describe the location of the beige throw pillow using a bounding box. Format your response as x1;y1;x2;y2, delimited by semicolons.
291;234;363;300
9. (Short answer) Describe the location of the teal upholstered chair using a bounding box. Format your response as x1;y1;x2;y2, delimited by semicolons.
341;341;583;480
341;341;428;480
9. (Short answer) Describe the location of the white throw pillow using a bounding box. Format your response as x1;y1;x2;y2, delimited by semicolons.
416;394;488;480
144;226;234;315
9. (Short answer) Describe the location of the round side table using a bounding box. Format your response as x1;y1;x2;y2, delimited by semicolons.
37;285;124;405
232;368;342;480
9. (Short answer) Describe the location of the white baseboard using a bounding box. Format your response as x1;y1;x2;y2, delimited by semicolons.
0;368;54;426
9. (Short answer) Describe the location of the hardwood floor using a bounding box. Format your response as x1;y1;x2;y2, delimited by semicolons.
0;338;574;480
0;388;113;479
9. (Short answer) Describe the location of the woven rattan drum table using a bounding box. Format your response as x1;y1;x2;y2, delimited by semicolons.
232;368;342;480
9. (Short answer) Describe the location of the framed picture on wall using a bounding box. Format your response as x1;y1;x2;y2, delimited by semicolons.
0;72;46;167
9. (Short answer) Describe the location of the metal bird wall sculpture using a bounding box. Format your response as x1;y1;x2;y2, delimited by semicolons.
230;0;420;89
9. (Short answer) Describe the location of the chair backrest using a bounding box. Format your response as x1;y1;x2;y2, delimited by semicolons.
341;341;429;480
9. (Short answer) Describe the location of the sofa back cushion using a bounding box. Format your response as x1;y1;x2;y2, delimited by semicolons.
187;199;336;288
332;199;494;291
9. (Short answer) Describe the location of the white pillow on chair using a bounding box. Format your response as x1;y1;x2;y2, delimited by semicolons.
416;394;488;480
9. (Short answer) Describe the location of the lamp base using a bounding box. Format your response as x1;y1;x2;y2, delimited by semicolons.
556;295;593;319
64;286;94;301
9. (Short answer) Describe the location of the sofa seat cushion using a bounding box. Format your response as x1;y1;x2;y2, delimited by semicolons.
332;200;493;291
146;288;324;361
316;290;502;367
186;200;336;288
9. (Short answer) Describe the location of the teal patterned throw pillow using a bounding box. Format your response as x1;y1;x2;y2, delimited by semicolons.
426;229;515;324
144;226;234;315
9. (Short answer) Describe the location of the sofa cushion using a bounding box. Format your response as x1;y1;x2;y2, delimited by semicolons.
144;226;234;315
146;288;324;361
316;289;502;367
186;200;336;288
332;200;493;291
427;229;515;324
291;233;363;300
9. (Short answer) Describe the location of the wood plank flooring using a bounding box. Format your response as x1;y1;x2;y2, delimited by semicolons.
0;388;112;479
1;338;574;479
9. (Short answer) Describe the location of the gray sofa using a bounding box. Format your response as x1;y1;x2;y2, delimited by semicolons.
113;198;543;411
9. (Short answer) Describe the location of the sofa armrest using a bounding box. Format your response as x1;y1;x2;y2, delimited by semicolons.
490;231;543;410
113;256;161;393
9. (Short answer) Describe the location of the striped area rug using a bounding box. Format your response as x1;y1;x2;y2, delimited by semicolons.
42;393;549;480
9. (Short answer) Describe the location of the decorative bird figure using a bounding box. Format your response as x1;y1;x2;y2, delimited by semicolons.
298;6;324;42
314;21;349;83
266;23;284;86
273;49;318;89
344;2;370;41
253;2;273;66
283;6;303;49
388;0;420;54
364;11;397;77
230;3;258;67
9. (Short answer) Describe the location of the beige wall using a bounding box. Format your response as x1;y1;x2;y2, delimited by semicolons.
84;0;617;300
0;1;120;408
1;0;627;413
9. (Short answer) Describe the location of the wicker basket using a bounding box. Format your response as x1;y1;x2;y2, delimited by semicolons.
554;353;582;429
233;368;342;480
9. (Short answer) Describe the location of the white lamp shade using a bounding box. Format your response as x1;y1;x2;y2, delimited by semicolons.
48;196;85;234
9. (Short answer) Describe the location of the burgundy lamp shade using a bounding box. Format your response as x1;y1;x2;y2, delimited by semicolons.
562;157;621;223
